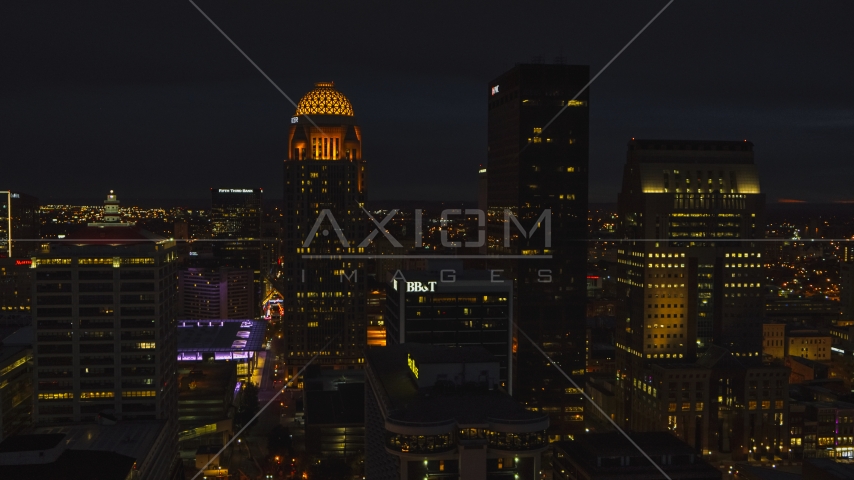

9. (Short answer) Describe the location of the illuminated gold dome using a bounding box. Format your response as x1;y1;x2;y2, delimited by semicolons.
294;82;354;116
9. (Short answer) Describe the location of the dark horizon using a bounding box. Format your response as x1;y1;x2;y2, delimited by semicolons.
3;1;854;205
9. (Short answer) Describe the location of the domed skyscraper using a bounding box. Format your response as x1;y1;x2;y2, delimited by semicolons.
282;82;366;375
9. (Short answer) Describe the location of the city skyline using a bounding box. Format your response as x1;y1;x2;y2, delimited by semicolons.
3;2;854;479
3;1;854;204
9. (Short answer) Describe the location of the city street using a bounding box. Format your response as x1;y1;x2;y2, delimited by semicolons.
224;344;303;479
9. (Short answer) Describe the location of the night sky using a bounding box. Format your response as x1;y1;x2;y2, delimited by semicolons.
3;1;853;205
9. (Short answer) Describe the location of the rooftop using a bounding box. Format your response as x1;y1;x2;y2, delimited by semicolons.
787;355;829;370
555;432;721;477
570;432;695;457
178;362;237;400
63;224;166;247
305;383;365;426
0;421;168;479
1;325;33;347
0;344;30;370
177;319;267;355
406;343;496;365
367;344;547;427
629;138;754;152
1;449;136;480
804;457;854;479
0;434;64;453
30;421;168;462
696;345;766;370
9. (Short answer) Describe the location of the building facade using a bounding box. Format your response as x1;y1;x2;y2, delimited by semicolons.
282;82;367;376
0;344;32;440
210;187;263;313
365;344;548;480
762;323;832;362
615;139;766;432
31;192;178;427
613;345;788;460
486;63;590;437
178;267;254;319
210;188;262;239
384;270;513;392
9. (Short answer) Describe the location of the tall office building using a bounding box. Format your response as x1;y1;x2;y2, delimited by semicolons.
178;267;254;319
384;270;513;392
614;139;766;431
210;188;262;239
31;191;178;430
210;188;263;313
282;82;366;377
486;64;590;437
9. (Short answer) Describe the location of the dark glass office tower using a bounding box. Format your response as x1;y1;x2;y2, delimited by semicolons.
614;139;766;430
210;188;262;239
486;64;590;438
282;82;366;378
384;270;514;392
209;188;263;313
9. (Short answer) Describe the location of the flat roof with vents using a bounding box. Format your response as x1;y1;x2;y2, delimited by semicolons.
177;319;267;361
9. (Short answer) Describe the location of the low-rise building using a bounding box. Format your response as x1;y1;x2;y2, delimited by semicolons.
699;346;790;461
623;346;789;460
552;432;721;480
365;344;548;480
584;376;615;432
802;401;854;459
788;402;807;460
762;323;832;362
763;323;786;359
176;318;266;378
176;362;236;451
304;369;365;458
788;331;833;362
0;421;177;479
787;356;830;384
803;457;854;479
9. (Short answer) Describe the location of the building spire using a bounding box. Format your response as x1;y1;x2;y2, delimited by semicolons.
87;190;133;227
